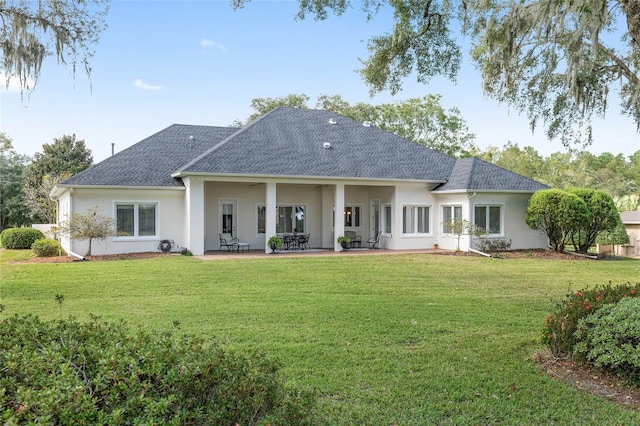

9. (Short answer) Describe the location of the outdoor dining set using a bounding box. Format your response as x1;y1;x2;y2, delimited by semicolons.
277;233;310;251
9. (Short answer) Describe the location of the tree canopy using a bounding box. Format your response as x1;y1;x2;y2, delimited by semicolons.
0;0;110;92
233;0;640;148
0;133;30;230
24;134;93;223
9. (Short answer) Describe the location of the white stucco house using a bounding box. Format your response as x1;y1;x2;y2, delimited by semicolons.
50;107;549;256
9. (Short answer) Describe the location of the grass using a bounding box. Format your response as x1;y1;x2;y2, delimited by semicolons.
2;249;640;424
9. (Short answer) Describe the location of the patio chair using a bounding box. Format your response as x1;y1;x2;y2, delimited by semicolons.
367;232;381;249
219;233;239;251
345;231;362;248
297;234;310;250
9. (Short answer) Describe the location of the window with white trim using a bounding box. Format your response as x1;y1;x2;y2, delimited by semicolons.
442;205;462;233
474;205;502;235
403;206;430;234
344;205;362;228
116;203;157;237
383;204;392;234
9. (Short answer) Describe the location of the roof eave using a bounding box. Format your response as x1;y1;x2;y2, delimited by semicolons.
431;188;543;194
171;171;447;185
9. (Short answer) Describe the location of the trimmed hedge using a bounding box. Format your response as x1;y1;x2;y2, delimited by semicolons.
0;228;45;249
0;315;315;425
31;238;66;257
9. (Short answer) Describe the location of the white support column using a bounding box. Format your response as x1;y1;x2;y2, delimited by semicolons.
184;177;205;255
265;182;277;253
334;183;345;252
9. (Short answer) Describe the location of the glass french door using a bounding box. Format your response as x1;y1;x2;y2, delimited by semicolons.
220;199;237;236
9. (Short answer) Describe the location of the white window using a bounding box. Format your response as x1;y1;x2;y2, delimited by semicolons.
383;204;392;234
403;206;430;234
442;205;462;234
474;205;502;235
116;203;157;237
344;205;362;228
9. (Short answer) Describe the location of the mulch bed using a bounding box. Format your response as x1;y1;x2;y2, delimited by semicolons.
15;252;170;264
533;350;640;410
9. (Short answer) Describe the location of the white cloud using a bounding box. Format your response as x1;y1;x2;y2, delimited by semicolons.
200;38;227;51
133;79;163;91
0;72;32;93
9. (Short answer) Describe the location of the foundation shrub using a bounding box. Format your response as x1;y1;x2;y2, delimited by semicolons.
31;238;65;257
0;228;45;249
574;297;640;385
475;238;512;252
542;282;640;357
0;315;314;425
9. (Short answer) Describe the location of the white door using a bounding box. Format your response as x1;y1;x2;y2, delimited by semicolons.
220;199;237;237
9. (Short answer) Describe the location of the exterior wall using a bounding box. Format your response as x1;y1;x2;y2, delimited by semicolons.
433;193;471;250
58;181;548;255
620;223;640;256
204;181;326;251
56;190;72;253
432;192;548;251
62;188;186;256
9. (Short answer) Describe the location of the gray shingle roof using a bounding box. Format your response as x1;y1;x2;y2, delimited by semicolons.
60;107;547;193
177;107;456;181
432;157;549;192
62;125;238;187
621;210;640;224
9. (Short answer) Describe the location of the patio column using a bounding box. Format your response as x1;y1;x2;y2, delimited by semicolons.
334;183;345;252
265;182;277;253
184;177;205;256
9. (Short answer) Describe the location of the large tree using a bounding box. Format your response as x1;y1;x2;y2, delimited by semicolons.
25;134;93;223
0;133;30;230
233;1;640;148
0;0;110;92
26;134;93;189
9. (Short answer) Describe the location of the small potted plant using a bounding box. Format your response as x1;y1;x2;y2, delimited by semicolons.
337;235;351;251
433;243;439;250
268;235;284;254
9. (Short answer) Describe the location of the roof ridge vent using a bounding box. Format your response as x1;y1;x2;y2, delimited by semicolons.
329;118;337;125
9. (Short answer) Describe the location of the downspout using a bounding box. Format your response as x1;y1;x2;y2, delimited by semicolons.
67;250;87;261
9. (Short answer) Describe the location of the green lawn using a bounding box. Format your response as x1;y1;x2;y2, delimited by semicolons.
2;249;640;424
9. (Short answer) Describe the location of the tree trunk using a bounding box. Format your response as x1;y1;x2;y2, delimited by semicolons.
620;0;640;48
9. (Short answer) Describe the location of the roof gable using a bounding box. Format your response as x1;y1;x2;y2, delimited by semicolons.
432;158;548;192
176;107;456;181
61;124;238;187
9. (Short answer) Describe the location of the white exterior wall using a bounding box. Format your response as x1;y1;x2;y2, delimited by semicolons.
434;193;471;250
63;188;186;256
56;180;547;256
434;192;548;251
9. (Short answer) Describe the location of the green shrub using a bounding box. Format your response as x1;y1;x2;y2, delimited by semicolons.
475;238;512;252
574;298;640;385
0;315;315;425
31;238;66;257
180;248;193;256
542;282;640;356
0;228;45;249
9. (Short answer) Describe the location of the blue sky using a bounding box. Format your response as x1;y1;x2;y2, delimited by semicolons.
1;0;639;163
